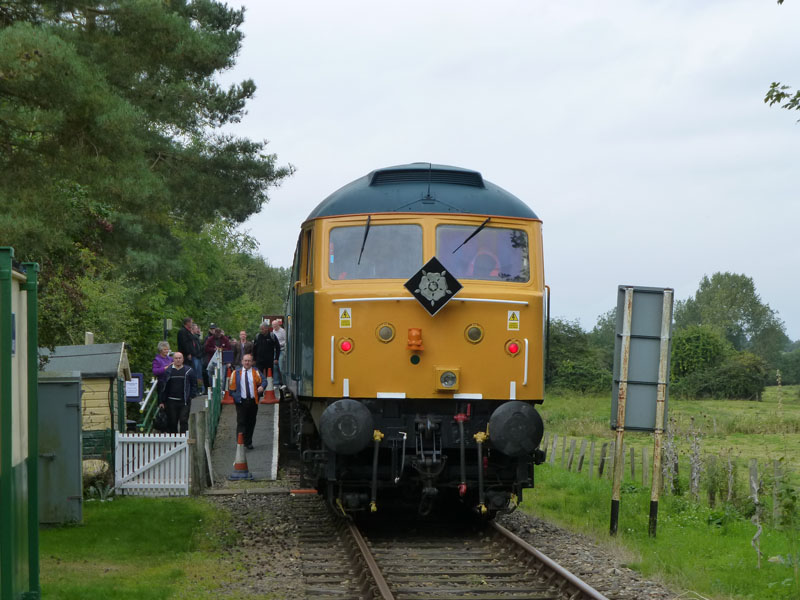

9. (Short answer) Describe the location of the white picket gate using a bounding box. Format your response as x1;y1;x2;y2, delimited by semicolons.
114;432;190;496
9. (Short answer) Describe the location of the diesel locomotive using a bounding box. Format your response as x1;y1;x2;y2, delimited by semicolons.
284;163;547;517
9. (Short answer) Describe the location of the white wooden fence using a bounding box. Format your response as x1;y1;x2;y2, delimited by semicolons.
114;432;189;496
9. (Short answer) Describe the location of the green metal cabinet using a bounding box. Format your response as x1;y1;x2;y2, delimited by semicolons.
38;372;83;524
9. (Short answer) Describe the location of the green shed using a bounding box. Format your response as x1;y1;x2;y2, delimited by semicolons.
40;343;131;462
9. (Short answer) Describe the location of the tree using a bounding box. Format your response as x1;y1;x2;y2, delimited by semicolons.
674;272;789;366
0;1;293;352
588;307;616;370
764;1;800;115
547;318;612;393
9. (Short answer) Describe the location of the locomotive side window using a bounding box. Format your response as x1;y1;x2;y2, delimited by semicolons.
329;224;422;280
291;236;301;282
436;225;530;282
303;229;313;284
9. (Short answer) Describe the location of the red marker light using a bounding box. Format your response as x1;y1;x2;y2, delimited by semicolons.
341;340;352;352
508;342;519;354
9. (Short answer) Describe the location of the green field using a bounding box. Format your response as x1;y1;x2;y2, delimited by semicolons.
541;385;800;480
524;385;800;600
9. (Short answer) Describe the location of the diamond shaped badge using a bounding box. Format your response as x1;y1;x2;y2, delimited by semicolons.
404;256;463;316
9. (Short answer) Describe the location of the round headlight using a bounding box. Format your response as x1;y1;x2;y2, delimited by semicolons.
440;371;457;388
465;324;484;343
376;322;395;343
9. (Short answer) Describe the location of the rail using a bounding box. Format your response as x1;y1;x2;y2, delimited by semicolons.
491;521;610;600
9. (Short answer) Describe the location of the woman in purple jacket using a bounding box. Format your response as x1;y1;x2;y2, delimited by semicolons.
152;341;173;385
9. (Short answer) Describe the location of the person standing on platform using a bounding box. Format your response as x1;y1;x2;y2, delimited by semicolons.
152;341;173;387
204;325;232;366
158;351;196;434
191;323;206;393
178;317;203;394
232;330;253;367
228;353;263;449
271;319;287;392
253;321;280;383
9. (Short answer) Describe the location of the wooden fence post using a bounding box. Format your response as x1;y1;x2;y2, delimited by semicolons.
577;439;587;473
197;409;210;488
189;413;202;495
599;443;609;477
589;441;596;478
630;447;635;481
550;434;558;465
567;439;576;471
750;459;762;569
561;435;567;469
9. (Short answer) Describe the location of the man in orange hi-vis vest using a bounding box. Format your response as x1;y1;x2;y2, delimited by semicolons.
228;353;263;449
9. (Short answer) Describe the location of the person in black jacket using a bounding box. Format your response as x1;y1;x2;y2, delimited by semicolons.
253;321;280;378
177;317;204;394
157;352;197;434
177;317;195;361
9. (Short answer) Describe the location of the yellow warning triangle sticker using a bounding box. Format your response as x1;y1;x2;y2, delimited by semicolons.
509;313;518;321
341;310;350;318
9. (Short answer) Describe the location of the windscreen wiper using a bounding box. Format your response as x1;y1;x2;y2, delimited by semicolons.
452;217;491;254
357;215;371;265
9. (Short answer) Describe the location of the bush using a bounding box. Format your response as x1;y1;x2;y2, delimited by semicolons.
671;324;729;379
671;351;768;400
551;359;612;394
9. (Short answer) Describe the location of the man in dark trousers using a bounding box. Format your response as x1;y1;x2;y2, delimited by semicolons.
157;351;196;434
228;353;263;449
253;321;280;380
177;317;204;394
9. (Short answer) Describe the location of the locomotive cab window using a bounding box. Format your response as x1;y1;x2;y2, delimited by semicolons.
329;224;422;280
436;225;530;282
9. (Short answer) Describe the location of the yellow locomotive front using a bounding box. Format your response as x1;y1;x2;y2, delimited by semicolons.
285;164;547;516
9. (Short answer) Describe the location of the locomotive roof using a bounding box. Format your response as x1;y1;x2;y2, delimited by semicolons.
305;163;538;220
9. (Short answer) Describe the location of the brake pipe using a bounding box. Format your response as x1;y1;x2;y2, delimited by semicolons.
370;430;384;512
474;431;488;515
455;414;468;497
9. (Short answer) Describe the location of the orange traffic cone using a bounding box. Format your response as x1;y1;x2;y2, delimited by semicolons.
222;366;234;404
260;368;278;404
228;433;254;480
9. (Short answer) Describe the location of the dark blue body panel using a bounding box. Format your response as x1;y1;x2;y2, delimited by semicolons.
305;163;538;221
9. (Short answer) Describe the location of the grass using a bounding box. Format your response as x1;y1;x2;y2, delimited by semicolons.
40;496;253;600
523;466;800;600
529;384;800;599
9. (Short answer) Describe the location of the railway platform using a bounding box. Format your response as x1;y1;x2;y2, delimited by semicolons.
191;396;282;485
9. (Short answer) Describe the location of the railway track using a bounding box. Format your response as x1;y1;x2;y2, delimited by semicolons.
293;493;609;600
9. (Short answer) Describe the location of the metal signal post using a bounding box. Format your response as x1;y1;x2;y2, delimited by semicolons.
610;288;633;536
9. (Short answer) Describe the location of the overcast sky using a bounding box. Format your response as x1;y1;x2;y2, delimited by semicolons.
220;1;800;340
